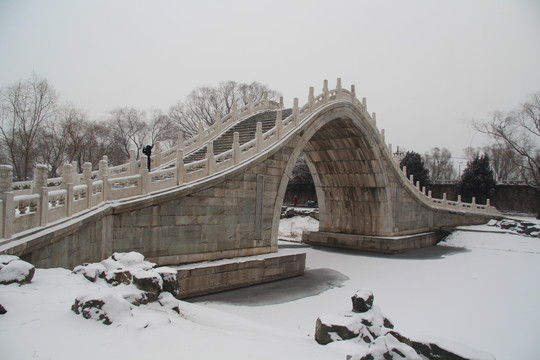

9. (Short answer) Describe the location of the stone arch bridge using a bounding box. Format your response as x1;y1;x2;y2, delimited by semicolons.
0;79;499;274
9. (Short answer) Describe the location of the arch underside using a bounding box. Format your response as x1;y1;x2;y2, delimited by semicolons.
296;116;394;237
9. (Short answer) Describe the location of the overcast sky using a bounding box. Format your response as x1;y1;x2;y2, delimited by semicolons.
1;0;539;161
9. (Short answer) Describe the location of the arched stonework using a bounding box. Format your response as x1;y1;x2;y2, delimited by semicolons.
275;102;395;237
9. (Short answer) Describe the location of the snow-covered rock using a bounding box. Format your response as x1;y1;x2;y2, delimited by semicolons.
105;269;133;286
488;218;540;238
388;331;495;360
347;333;422;360
315;305;393;345
73;262;106;282
158;292;181;314
317;291;489;360
0;255;35;285
315;290;393;345
132;270;163;294
156;267;180;297
280;207;319;220
99;252;156;273
70;252;183;324
352;289;374;313
112;251;145;266
71;290;133;325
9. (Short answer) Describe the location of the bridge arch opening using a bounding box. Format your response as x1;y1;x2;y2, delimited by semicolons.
273;105;395;245
284;155;317;207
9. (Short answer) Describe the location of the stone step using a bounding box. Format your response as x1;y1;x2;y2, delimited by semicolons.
184;108;292;163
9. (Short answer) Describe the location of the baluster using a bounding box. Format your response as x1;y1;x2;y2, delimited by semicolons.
231;101;238;123
293;98;299;126
233;132;240;165
129;146;137;175
207;141;215;175
198;122;204;146
276;109;283;139
255;122;263;152
308;86;315;111
214;110;222;132
154;141;162;168
176;149;185;186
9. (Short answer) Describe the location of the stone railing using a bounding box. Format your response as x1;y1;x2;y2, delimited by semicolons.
0;79;498;240
395;165;498;214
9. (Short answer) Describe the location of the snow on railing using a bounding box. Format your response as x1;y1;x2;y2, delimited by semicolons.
0;79;497;239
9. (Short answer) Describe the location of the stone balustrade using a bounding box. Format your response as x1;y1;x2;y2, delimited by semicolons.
0;79;498;240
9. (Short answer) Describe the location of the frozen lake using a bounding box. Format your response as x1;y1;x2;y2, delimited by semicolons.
1;216;539;359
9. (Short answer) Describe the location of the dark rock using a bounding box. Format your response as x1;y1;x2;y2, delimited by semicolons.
499;220;517;230
349;333;421;360
132;271;163;295
283;208;295;218
72;298;113;325
0;303;6;314
389;331;473;360
524;225;540;236
315;306;393;346
105;269;132;286
123;291;152;306
383;317;394;329
156;267;180;298
352;289;374;313
315;317;357;345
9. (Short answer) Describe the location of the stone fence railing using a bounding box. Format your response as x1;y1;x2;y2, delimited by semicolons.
0;79;498;240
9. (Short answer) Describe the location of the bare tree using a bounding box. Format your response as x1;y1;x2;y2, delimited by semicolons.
148;109;181;150
476;92;540;188
85;122;118;168
476;91;540;217
0;74;58;180
463;146;482;162
483;143;524;183
36;114;69;177
62;107;93;172
107;107;148;162
423;147;455;183
169;81;281;138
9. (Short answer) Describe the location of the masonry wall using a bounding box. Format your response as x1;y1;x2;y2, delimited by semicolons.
111;152;290;267
17;211;112;269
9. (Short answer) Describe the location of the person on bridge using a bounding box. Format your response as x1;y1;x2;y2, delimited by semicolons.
142;144;154;171
293;196;297;207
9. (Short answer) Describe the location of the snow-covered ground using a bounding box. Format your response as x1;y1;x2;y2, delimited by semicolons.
1;215;539;359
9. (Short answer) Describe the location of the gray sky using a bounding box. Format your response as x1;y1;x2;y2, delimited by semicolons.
1;0;539;159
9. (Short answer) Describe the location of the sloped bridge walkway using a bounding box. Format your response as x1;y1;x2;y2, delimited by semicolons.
0;79;500;272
